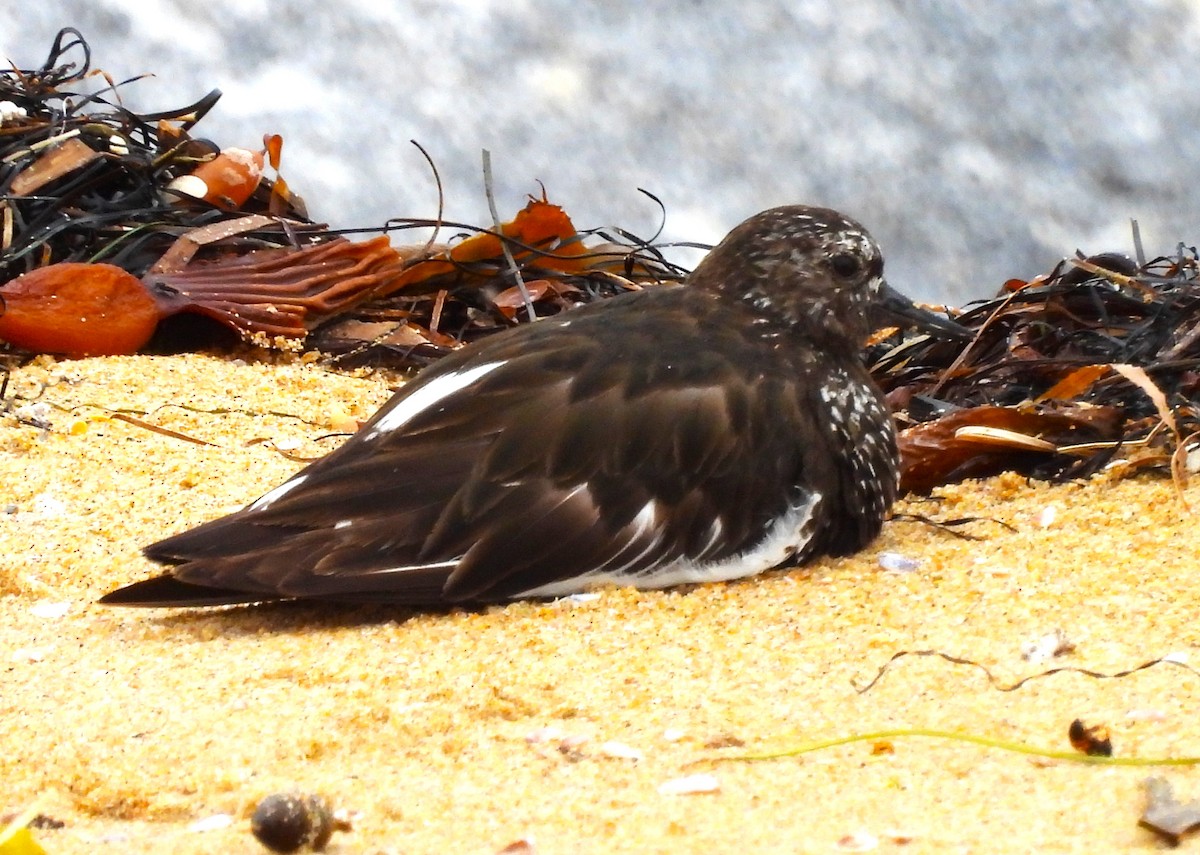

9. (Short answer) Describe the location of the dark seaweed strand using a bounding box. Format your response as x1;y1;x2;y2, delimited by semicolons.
0;29;312;285
866;244;1200;483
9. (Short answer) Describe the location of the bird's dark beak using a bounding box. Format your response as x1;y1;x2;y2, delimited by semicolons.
872;279;973;341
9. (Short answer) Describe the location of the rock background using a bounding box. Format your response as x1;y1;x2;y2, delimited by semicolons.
5;1;1198;303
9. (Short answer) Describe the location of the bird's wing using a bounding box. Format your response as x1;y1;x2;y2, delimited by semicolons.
113;292;835;604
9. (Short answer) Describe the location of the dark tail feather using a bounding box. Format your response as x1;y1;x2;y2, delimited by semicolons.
98;575;279;607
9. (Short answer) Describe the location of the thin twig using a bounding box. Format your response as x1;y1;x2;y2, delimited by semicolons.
853;648;1200;694
110;413;217;446
430;288;447;336
410;139;444;257
481;148;535;322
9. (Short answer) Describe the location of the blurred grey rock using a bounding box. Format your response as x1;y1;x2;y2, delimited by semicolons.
4;1;1197;304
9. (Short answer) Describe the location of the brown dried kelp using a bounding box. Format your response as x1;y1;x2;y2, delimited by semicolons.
0;28;311;281
310;192;687;367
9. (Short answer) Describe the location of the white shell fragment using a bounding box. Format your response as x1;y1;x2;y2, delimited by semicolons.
1020;629;1075;663
835;830;879;851
1038;504;1059;528
13;402;52;429
30;600;71;619
188;813;234;833
878;552;921;573
658;773;720;795
599;741;644;761
165;173;209;200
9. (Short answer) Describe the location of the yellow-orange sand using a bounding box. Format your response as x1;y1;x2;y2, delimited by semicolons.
1;352;1197;854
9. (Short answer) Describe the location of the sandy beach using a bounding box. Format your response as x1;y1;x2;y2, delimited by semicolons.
2;350;1198;854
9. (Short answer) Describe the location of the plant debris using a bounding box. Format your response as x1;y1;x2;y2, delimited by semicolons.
853;649;1200;694
0;29;683;365
1068;718;1113;757
1141;777;1200;846
870;248;1200;491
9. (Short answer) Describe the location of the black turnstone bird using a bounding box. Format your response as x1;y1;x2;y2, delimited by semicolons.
100;205;966;607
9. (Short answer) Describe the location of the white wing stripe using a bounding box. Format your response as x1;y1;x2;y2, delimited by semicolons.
361;559;461;576
248;474;309;511
366;361;505;439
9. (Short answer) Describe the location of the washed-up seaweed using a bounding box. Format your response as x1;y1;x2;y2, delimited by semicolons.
308;192;686;368
868;247;1200;491
0;29;312;276
0;29;684;361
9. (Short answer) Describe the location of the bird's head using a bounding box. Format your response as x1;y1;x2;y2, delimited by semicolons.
689;205;966;349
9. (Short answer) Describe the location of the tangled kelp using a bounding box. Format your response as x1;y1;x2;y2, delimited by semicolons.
870;248;1200;491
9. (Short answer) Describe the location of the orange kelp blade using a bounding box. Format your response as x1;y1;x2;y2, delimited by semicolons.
143;235;409;340
0;262;160;356
389;196;589;292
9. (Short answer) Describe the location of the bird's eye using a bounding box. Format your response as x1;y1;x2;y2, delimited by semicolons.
830;253;862;278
